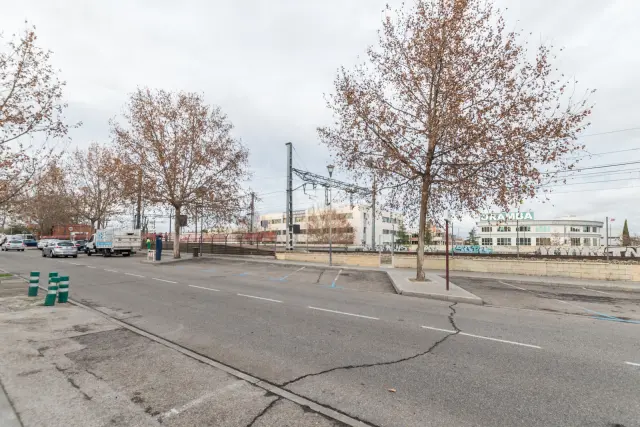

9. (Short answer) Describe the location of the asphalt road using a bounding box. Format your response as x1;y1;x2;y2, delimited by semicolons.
1;250;639;427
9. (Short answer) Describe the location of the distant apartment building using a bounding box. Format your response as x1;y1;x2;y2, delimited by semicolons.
258;205;403;248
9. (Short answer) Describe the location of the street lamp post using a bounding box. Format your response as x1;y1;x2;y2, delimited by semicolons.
327;164;335;266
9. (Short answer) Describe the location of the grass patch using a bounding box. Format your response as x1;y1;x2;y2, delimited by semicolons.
0;273;13;278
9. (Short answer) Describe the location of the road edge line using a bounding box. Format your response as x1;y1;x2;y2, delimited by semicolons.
63;298;375;427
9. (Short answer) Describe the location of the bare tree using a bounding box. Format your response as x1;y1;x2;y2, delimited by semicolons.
318;0;594;280
0;26;76;206
18;162;75;236
69;143;124;231
307;207;355;244
111;88;250;258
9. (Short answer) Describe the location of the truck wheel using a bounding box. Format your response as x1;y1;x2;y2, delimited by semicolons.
122;253;130;257
73;255;78;258
87;250;92;256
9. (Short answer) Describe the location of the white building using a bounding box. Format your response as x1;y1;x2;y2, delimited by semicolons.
259;205;403;248
476;212;603;248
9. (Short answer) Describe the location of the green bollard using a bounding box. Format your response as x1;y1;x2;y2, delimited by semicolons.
44;277;58;306
58;276;69;303
28;272;40;297
48;272;58;284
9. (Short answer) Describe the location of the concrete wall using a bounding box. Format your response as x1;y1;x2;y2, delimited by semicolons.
276;252;380;268
393;256;640;282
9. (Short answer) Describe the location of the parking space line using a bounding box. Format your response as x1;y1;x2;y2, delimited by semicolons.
421;325;456;333
125;273;145;278
331;269;342;288
582;287;614;296
498;281;528;291
237;293;282;303
153;278;178;284
190;285;221;292
278;266;306;281
625;362;640;367
459;332;541;349
104;269;118;273
86;266;96;269
69;262;82;266
308;306;379;320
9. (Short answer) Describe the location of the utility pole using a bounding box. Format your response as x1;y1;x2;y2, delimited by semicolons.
286;143;294;251
250;192;255;233
605;216;609;262
371;175;376;250
327;164;334;266
135;169;143;229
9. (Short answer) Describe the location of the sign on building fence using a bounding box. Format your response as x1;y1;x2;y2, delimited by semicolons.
452;245;494;254
480;212;534;221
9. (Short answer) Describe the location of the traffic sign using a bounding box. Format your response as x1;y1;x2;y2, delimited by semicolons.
68;226;73;232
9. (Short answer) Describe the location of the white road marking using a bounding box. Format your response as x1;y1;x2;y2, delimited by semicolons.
86;266;97;269
104;269;118;273
308;306;379;320
499;280;528;291
421;325;457;333
458;332;541;349
421;325;541;349
237;293;282;303
331;269;342;287
582;287;614;296
189;285;220;292
625;361;640;367
157;382;244;421
125;273;145;278
281;266;306;280
152;278;177;284
69;262;82;266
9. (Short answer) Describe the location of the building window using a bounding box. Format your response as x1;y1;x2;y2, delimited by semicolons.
570;227;581;232
517;237;531;246
497;226;511;232
517;226;531;232
535;226;551;232
383;229;390;235
571;238;581;246
481;238;492;246
583;226;591;232
382;217;390;223
271;219;282;224
496;238;511;246
536;238;551;246
481;227;491;232
583;238;591;246
593;238;599;246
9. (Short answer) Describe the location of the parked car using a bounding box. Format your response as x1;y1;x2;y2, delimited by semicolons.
2;239;26;251
38;239;60;250
23;238;37;248
72;239;87;252
42;240;77;258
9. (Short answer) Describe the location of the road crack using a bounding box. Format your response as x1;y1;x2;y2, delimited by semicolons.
280;303;460;388
246;396;281;427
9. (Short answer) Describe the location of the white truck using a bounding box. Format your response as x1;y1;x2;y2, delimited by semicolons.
85;229;140;257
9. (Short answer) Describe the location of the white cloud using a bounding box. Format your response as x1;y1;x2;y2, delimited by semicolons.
2;0;639;234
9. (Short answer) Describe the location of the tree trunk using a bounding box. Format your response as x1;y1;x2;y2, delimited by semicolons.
416;178;430;281
173;206;181;259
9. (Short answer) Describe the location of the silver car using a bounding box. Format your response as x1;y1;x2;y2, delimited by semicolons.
42;241;78;258
1;239;26;251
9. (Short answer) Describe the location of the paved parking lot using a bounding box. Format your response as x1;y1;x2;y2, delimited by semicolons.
172;257;397;294
452;276;640;322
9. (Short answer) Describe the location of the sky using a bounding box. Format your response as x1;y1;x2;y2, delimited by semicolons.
2;0;640;236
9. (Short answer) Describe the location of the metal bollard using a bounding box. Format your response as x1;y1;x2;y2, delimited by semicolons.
48;272;58;284
28;271;40;297
57;276;69;303
44;277;59;306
